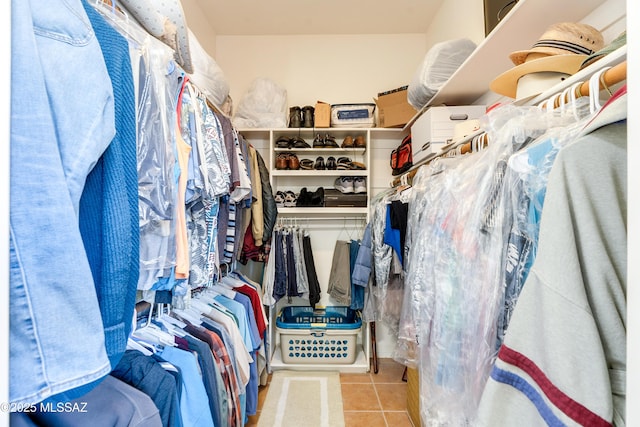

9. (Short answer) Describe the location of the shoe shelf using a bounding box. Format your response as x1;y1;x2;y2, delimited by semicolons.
271;170;368;177
276;207;368;215
239;127;376;220
273;147;366;154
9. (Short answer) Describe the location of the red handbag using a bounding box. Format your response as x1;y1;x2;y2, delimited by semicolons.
390;134;413;176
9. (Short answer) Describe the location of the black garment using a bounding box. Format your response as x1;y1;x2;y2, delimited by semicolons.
111;350;183;427
303;234;322;307
389;200;409;259
255;150;278;243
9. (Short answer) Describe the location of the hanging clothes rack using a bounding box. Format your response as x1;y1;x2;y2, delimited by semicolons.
391;59;627;188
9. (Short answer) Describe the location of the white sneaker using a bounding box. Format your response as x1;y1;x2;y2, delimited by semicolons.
334;176;354;194
353;176;367;194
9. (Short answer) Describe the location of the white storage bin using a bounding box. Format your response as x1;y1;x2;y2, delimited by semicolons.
411;105;486;164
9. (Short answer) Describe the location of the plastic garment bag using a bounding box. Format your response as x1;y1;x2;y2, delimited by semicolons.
496;96;592;346
406;103;572;426
362;190;394;323
93;0;182;292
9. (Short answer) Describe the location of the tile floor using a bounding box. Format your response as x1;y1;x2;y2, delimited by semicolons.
246;358;414;427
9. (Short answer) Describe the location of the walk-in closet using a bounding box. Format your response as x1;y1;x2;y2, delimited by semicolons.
3;0;636;426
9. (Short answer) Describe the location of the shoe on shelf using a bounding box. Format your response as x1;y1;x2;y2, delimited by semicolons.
299;158;314;170
276;136;292;149
288;153;300;170
353;176;367;194
296;187;311;207
276;153;289;170
310;187;325;207
314;156;325;170
313;134;325;148
302;106;315;128
284;190;297;207
326;156;337;170
336;157;352;170
350;161;366;170
289;106;302;128
323;134;339;148
291;136;311;148
334;176;354;194
354;135;366;148
341;135;354;148
275;191;286;208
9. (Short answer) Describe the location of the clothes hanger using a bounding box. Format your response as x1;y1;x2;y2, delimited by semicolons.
589;66;611;115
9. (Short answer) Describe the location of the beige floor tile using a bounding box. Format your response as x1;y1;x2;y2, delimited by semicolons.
375;383;408;411
384;411;415;427
371;358;407;383
341;383;382;411
344;411;387;427
340;372;373;383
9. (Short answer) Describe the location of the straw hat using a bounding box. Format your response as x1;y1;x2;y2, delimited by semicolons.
490;22;604;99
509;22;604;65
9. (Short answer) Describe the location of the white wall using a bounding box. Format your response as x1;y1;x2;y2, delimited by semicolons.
182;0;218;56
425;0;485;48
216;34;428;111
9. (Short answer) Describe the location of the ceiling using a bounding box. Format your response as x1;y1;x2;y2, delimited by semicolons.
188;0;445;36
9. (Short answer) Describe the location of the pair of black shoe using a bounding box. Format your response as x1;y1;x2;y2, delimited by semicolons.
313;156;337;170
312;134;339;148
289;106;314;128
296;187;324;207
276;136;310;149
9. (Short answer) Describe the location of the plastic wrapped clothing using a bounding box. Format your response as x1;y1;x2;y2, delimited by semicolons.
405;103;571;426
395;164;450;368
351;223;373;287
495;96;593;346
233;77;288;128
407;38;477;110
135;39;181;290
477;87;627;427
365;189;409;336
187;28;230;109
363;190;395;323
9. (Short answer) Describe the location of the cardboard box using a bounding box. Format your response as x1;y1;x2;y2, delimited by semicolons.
315;101;331;128
375;87;417;128
411;105;486;165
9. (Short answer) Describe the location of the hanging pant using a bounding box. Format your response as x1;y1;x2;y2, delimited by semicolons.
328;240;352;305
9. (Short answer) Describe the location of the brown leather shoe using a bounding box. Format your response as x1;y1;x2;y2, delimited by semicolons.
276;153;289;170
341;135;354;148
354;135;366;148
288;153;300;170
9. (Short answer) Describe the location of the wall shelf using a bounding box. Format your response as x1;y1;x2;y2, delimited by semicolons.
403;0;610;130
